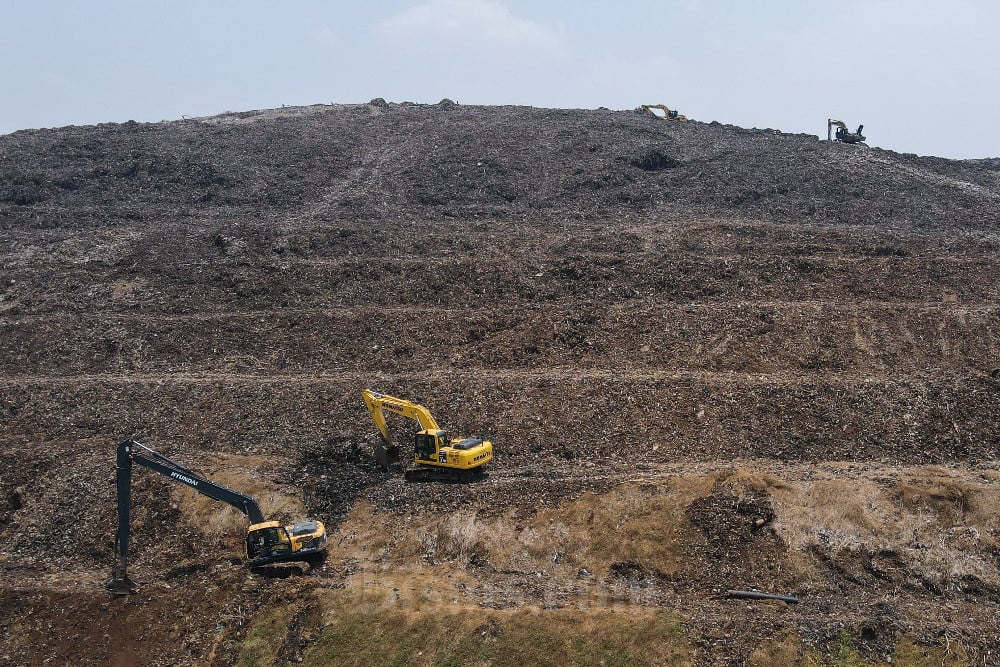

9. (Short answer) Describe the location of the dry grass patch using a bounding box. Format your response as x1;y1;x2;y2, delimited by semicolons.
747;630;804;666
891;470;976;525
506;475;718;577
342;564;479;611
305;588;692;667
169;453;307;540
713;468;793;497
330;464;1000;605
768;465;1000;595
333;477;717;580
772;478;883;553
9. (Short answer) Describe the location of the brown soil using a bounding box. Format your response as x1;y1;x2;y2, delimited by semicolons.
2;101;1000;666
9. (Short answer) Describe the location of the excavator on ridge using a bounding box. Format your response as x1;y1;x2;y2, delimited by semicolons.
362;389;493;482
642;104;687;121
828;118;866;144
108;439;327;595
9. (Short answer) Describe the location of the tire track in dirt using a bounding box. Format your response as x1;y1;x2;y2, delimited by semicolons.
0;367;987;386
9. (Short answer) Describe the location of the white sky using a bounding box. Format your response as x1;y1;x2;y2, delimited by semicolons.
2;0;998;159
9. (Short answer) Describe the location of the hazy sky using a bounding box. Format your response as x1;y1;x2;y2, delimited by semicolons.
2;0;998;159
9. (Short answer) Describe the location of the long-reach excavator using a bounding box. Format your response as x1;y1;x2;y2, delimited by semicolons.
108;439;327;595
362;389;493;482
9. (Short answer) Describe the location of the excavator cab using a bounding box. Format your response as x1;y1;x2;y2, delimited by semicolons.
245;519;326;566
415;429;447;461
246;523;293;562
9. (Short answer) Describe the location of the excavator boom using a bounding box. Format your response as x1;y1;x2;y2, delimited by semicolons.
364;390;441;441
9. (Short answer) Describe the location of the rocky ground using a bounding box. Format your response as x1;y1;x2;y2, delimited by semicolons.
1;101;999;666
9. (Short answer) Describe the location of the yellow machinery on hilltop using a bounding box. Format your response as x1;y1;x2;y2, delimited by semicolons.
828;118;865;144
362;389;493;482
642;104;687;121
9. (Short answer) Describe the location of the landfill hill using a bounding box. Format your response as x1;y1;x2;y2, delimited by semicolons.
1;101;999;666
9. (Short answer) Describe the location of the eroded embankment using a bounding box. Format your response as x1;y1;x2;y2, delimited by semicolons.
3;458;999;665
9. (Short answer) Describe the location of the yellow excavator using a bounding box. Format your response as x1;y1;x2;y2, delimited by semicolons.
828;118;865;144
108;439;327;594
362;389;493;482
642;104;687;121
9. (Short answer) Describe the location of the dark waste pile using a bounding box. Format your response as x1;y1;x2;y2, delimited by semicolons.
2;100;999;665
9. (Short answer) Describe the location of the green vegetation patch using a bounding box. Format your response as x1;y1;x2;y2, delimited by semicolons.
237;606;292;667
769;630;971;667
302;597;691;667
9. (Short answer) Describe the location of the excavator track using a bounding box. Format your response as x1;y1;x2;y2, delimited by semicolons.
403;465;486;483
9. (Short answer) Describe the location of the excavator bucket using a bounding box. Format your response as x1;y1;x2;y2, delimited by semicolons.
374;441;401;471
107;567;139;595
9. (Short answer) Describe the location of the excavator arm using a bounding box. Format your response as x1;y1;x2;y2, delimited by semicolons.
110;439;267;593
363;389;441;438
363;389;443;469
